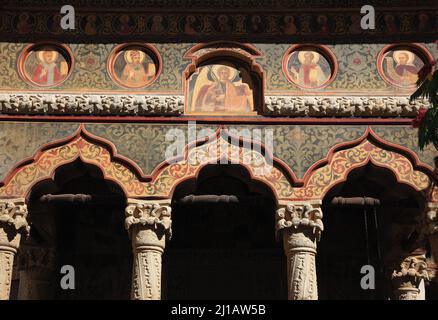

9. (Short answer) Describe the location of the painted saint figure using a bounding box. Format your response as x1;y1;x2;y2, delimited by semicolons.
289;51;328;88
30;50;68;86
120;50;156;87
384;50;419;87
191;64;253;113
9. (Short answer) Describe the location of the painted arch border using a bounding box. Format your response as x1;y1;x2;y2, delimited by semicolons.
293;126;438;201
0;124;436;203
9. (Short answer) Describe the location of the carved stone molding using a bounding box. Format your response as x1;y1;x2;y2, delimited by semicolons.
264;96;429;117
125;199;172;300
0;93;429;117
276;201;323;300
0;93;184;116
392;254;429;300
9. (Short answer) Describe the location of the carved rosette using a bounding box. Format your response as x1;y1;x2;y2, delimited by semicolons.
276;201;323;300
0;198;29;300
125;199;172;300
392;254;429;300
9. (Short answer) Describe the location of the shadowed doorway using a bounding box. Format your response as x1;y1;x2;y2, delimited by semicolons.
318;164;426;300
23;160;131;300
163;164;287;300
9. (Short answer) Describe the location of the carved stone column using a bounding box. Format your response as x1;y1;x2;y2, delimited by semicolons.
391;253;429;300
276;201;323;300
125;199;172;300
17;246;56;299
0;199;30;300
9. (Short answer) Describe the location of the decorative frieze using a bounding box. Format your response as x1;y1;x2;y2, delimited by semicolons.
264;96;429;117
0;94;184;116
0;93;428;117
276;201;323;300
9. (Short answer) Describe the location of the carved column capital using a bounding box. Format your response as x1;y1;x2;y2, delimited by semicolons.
276;201;323;300
125;199;172;300
392;254;429;300
276;201;323;251
0;199;30;251
125;199;172;240
0;198;29;300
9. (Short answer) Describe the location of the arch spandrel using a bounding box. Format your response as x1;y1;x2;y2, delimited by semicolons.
293;127;436;201
0;125;436;203
0;125;147;198
144;128;295;200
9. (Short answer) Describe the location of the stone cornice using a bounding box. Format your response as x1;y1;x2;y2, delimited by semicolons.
0;93;428;117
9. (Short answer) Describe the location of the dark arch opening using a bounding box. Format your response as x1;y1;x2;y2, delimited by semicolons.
317;163;428;300
19;159;131;300
163;164;286;299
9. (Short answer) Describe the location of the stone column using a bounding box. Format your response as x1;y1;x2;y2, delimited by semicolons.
17;246;56;300
276;201;323;300
125;199;172;300
0;198;30;300
391;253;429;300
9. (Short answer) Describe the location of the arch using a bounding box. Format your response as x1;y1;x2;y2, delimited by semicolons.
145;127;294;203
0;124;146;199
183;41;265;115
1;125;435;203
292;127;437;201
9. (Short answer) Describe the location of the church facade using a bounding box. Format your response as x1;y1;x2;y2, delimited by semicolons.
0;0;437;300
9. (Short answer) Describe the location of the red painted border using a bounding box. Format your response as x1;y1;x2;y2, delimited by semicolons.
17;42;75;89
0;115;415;125
0;124;153;192
182;41;265;115
376;43;435;90
299;126;437;188
282;44;338;90
184;41;263;60
106;42;163;89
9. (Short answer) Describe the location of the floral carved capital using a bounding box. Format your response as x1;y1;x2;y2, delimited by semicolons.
275;202;324;241
125;200;172;239
0;199;30;237
392;255;429;293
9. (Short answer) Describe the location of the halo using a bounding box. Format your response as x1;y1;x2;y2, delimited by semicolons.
37;50;58;62
298;50;320;64
211;64;238;81
393;50;415;65
124;50;145;64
